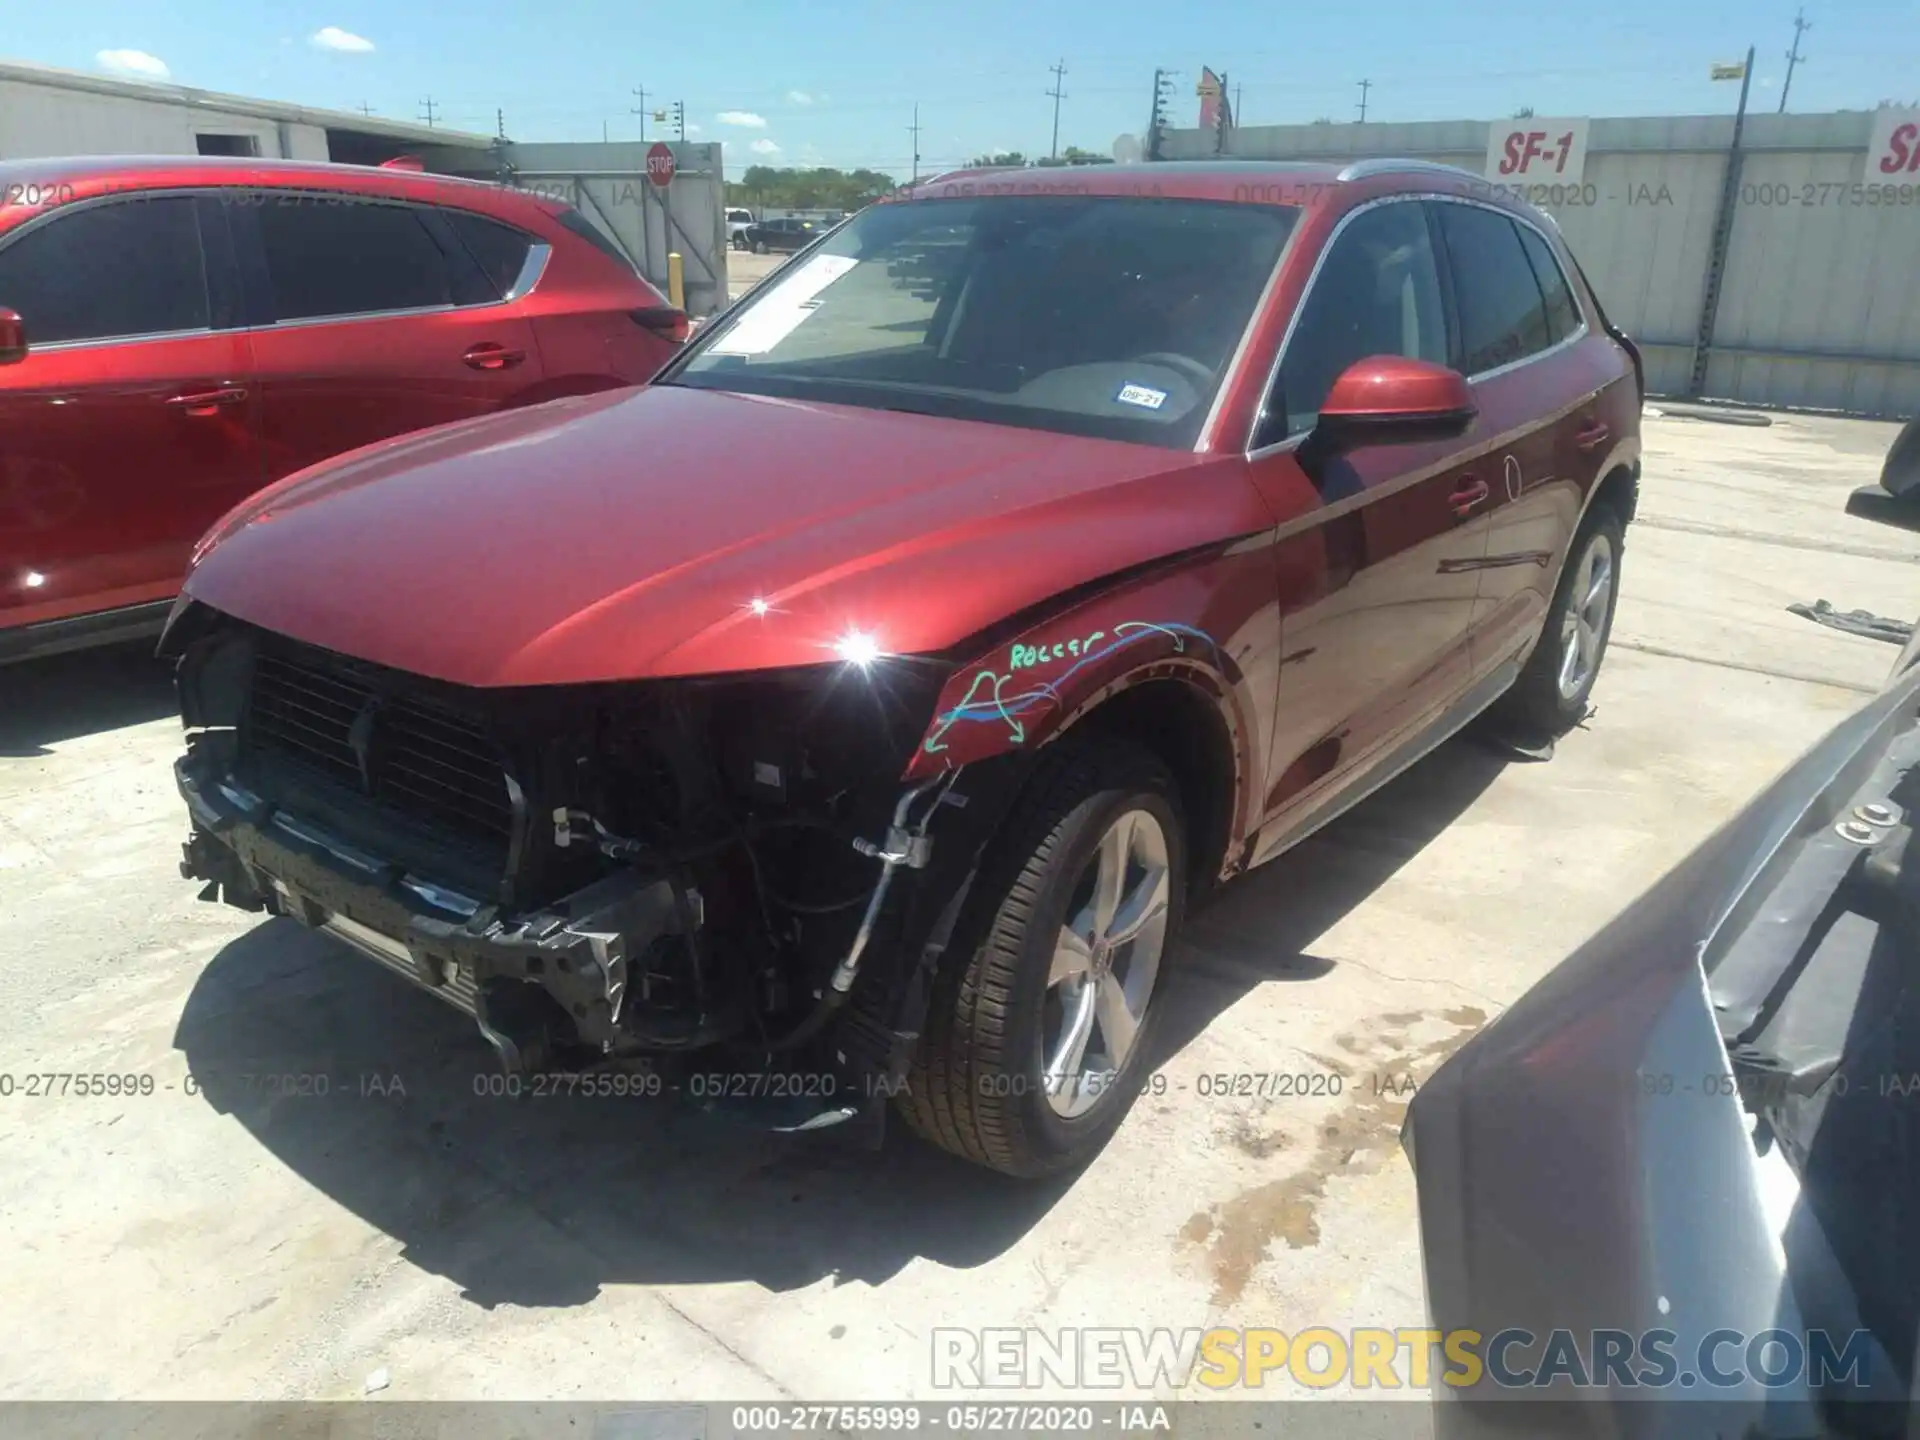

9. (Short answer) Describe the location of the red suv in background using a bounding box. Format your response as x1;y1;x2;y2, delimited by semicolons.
0;156;686;663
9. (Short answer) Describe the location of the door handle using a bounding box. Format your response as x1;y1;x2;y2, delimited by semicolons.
462;343;527;371
1448;479;1491;518
1576;420;1611;452
166;386;249;417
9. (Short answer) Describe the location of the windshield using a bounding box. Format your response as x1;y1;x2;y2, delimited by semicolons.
669;195;1299;448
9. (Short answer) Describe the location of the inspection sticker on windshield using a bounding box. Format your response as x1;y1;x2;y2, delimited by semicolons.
1115;383;1169;411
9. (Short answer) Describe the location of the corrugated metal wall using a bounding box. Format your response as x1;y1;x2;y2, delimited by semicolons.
426;140;732;316
1164;110;1920;416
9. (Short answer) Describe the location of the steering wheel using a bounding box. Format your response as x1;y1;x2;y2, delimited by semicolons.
1128;352;1215;388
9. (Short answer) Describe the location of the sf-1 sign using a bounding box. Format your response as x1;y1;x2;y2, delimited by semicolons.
1484;118;1590;183
1866;108;1920;178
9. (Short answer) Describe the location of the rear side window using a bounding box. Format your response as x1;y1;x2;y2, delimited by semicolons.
1268;200;1448;441
1435;203;1550;374
1516;224;1581;343
0;196;209;344
255;195;454;320
442;211;535;297
553;209;636;273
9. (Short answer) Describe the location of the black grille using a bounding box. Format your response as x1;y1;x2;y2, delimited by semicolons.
244;641;516;869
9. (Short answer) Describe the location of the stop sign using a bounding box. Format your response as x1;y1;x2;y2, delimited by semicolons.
645;141;676;188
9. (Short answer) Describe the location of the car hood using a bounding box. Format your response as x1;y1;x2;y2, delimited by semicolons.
182;384;1255;688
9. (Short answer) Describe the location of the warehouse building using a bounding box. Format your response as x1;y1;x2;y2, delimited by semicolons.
0;56;493;168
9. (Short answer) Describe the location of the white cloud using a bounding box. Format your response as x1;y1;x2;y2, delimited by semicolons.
750;138;782;155
311;26;375;52
96;49;170;80
683;121;703;134
717;110;768;128
786;90;813;105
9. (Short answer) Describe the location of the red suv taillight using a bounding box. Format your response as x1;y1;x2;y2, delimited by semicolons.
631;306;690;344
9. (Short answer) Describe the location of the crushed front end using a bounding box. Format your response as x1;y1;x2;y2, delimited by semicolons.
168;608;1015;1136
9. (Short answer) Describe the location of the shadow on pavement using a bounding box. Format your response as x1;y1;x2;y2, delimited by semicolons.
1151;734;1509;1063
172;734;1506;1309
0;641;176;757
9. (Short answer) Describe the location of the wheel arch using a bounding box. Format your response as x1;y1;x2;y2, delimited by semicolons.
1060;672;1243;898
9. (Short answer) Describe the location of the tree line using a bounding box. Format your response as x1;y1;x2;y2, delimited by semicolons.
725;149;1116;211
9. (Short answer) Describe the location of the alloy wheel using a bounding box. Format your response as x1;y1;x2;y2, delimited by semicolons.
1557;529;1616;701
1040;807;1171;1119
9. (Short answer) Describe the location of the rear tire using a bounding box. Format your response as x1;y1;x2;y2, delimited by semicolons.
1491;505;1624;738
899;736;1184;1178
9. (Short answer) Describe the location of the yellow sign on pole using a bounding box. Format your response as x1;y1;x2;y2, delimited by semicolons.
1710;61;1748;80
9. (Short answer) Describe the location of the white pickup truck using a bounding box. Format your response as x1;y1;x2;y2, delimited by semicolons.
726;207;756;249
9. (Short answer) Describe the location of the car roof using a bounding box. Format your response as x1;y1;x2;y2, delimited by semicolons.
890;158;1506;212
0;155;565;229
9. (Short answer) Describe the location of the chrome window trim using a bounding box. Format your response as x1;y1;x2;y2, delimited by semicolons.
29;326;220;355
0;185;548;353
502;241;551;302
1244;190;1590;459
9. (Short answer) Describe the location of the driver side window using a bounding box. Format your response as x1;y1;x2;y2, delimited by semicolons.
1261;200;1447;446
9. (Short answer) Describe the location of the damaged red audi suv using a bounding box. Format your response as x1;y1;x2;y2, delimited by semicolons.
166;159;1642;1176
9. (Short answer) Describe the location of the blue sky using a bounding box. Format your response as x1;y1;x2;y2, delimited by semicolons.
6;0;1915;178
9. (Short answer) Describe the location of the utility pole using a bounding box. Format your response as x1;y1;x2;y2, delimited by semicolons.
1214;71;1231;155
602;119;609;143
1046;59;1068;161
496;108;506;140
1356;78;1371;123
418;96;438;128
1690;44;1757;397
672;100;686;142
1780;7;1811;113
908;103;922;184
357;101;374;116
1234;83;1244;124
631;84;650;140
1147;68;1174;161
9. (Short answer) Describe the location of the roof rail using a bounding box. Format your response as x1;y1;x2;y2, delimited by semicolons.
1336;157;1485;183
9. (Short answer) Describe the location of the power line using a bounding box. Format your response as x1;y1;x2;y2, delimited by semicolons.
1046;59;1068;161
1356;78;1372;122
418;96;438;128
1780;7;1811;113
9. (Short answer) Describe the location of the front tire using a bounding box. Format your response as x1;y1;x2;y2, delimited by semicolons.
900;737;1184;1178
1493;506;1624;737
752;239;767;255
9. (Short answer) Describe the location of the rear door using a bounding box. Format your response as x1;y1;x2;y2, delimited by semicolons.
1429;200;1590;680
1246;197;1492;829
230;189;546;482
0;192;258;631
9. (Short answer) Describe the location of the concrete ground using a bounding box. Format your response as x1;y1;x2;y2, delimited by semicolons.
727;248;791;300
0;410;1913;1405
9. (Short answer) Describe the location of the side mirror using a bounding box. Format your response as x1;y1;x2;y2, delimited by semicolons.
0;308;25;365
1846;420;1920;532
1311;355;1477;452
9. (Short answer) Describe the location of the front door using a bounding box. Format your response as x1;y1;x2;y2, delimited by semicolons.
0;193;260;630
229;191;545;483
1240;198;1491;842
